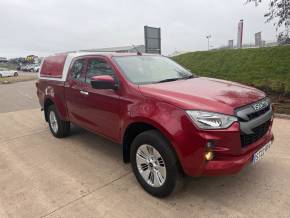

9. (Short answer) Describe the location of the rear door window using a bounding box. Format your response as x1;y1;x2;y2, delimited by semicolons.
71;59;86;81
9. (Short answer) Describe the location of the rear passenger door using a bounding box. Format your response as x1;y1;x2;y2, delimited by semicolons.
82;57;121;141
65;58;87;126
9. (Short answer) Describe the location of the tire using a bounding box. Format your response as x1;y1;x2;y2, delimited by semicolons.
0;74;2;78
130;130;182;198
47;105;70;138
14;72;18;77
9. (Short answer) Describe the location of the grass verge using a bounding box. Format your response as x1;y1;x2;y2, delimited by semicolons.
0;75;37;84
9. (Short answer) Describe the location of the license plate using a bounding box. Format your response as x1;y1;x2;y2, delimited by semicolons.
252;141;272;164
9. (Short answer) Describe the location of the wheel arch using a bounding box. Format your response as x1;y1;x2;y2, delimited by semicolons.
43;98;55;122
43;88;69;122
122;120;182;173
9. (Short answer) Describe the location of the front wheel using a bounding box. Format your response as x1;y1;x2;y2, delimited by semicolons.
47;105;70;138
130;130;182;198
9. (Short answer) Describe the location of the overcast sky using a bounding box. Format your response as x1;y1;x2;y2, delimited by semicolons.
0;0;277;58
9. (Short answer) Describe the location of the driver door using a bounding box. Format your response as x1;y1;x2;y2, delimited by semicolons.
81;56;121;141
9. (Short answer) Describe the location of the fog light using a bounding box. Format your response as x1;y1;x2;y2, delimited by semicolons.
205;151;214;161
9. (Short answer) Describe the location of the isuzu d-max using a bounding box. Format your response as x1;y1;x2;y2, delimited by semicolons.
36;52;274;197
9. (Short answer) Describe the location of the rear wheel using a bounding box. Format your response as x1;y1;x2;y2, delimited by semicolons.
130;130;182;198
0;74;2;78
47;105;70;138
14;72;18;77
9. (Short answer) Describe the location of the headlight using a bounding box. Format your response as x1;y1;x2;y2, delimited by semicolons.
186;110;237;130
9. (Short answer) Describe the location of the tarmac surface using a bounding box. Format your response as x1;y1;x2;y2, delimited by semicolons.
0;80;39;113
0;81;289;218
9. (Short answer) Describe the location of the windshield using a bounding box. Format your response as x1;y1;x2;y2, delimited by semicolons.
113;56;195;85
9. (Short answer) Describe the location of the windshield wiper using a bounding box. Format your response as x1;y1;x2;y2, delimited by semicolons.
157;75;195;83
157;78;181;83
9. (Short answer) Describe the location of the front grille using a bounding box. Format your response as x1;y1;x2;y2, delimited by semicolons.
235;98;272;148
247;105;270;120
240;120;271;147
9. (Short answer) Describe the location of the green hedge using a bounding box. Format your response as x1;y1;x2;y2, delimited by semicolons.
173;45;290;95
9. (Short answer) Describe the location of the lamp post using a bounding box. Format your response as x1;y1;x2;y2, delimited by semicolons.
206;35;212;51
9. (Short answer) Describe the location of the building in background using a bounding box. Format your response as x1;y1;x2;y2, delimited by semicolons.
168;50;188;57
81;45;145;53
228;40;234;49
255;32;263;47
237;20;244;49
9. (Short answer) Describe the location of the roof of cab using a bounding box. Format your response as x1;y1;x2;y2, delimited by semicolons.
66;51;157;58
45;51;158;62
39;52;159;81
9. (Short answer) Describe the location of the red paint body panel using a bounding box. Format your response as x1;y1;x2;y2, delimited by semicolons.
80;84;122;141
37;53;274;177
37;79;69;120
40;54;68;78
139;77;265;115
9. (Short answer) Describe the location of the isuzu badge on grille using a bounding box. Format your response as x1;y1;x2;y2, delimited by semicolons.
252;100;268;111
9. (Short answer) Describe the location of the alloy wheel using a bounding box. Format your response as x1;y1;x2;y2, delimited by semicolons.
49;111;58;133
136;144;167;187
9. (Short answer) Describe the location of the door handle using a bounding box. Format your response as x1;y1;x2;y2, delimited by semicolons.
80;90;89;96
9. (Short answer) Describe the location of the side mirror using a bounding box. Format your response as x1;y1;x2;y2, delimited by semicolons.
90;75;118;90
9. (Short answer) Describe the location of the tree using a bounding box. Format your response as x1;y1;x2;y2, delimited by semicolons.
248;0;290;43
277;31;290;44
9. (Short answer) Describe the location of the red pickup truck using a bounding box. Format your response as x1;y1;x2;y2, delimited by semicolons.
36;52;274;197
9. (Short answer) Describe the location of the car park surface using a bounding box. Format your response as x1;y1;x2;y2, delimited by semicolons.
0;80;38;113
0;81;289;217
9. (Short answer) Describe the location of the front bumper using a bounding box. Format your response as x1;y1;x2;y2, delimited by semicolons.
173;113;274;177
200;130;274;176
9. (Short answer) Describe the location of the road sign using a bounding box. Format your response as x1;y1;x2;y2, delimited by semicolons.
144;26;161;54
